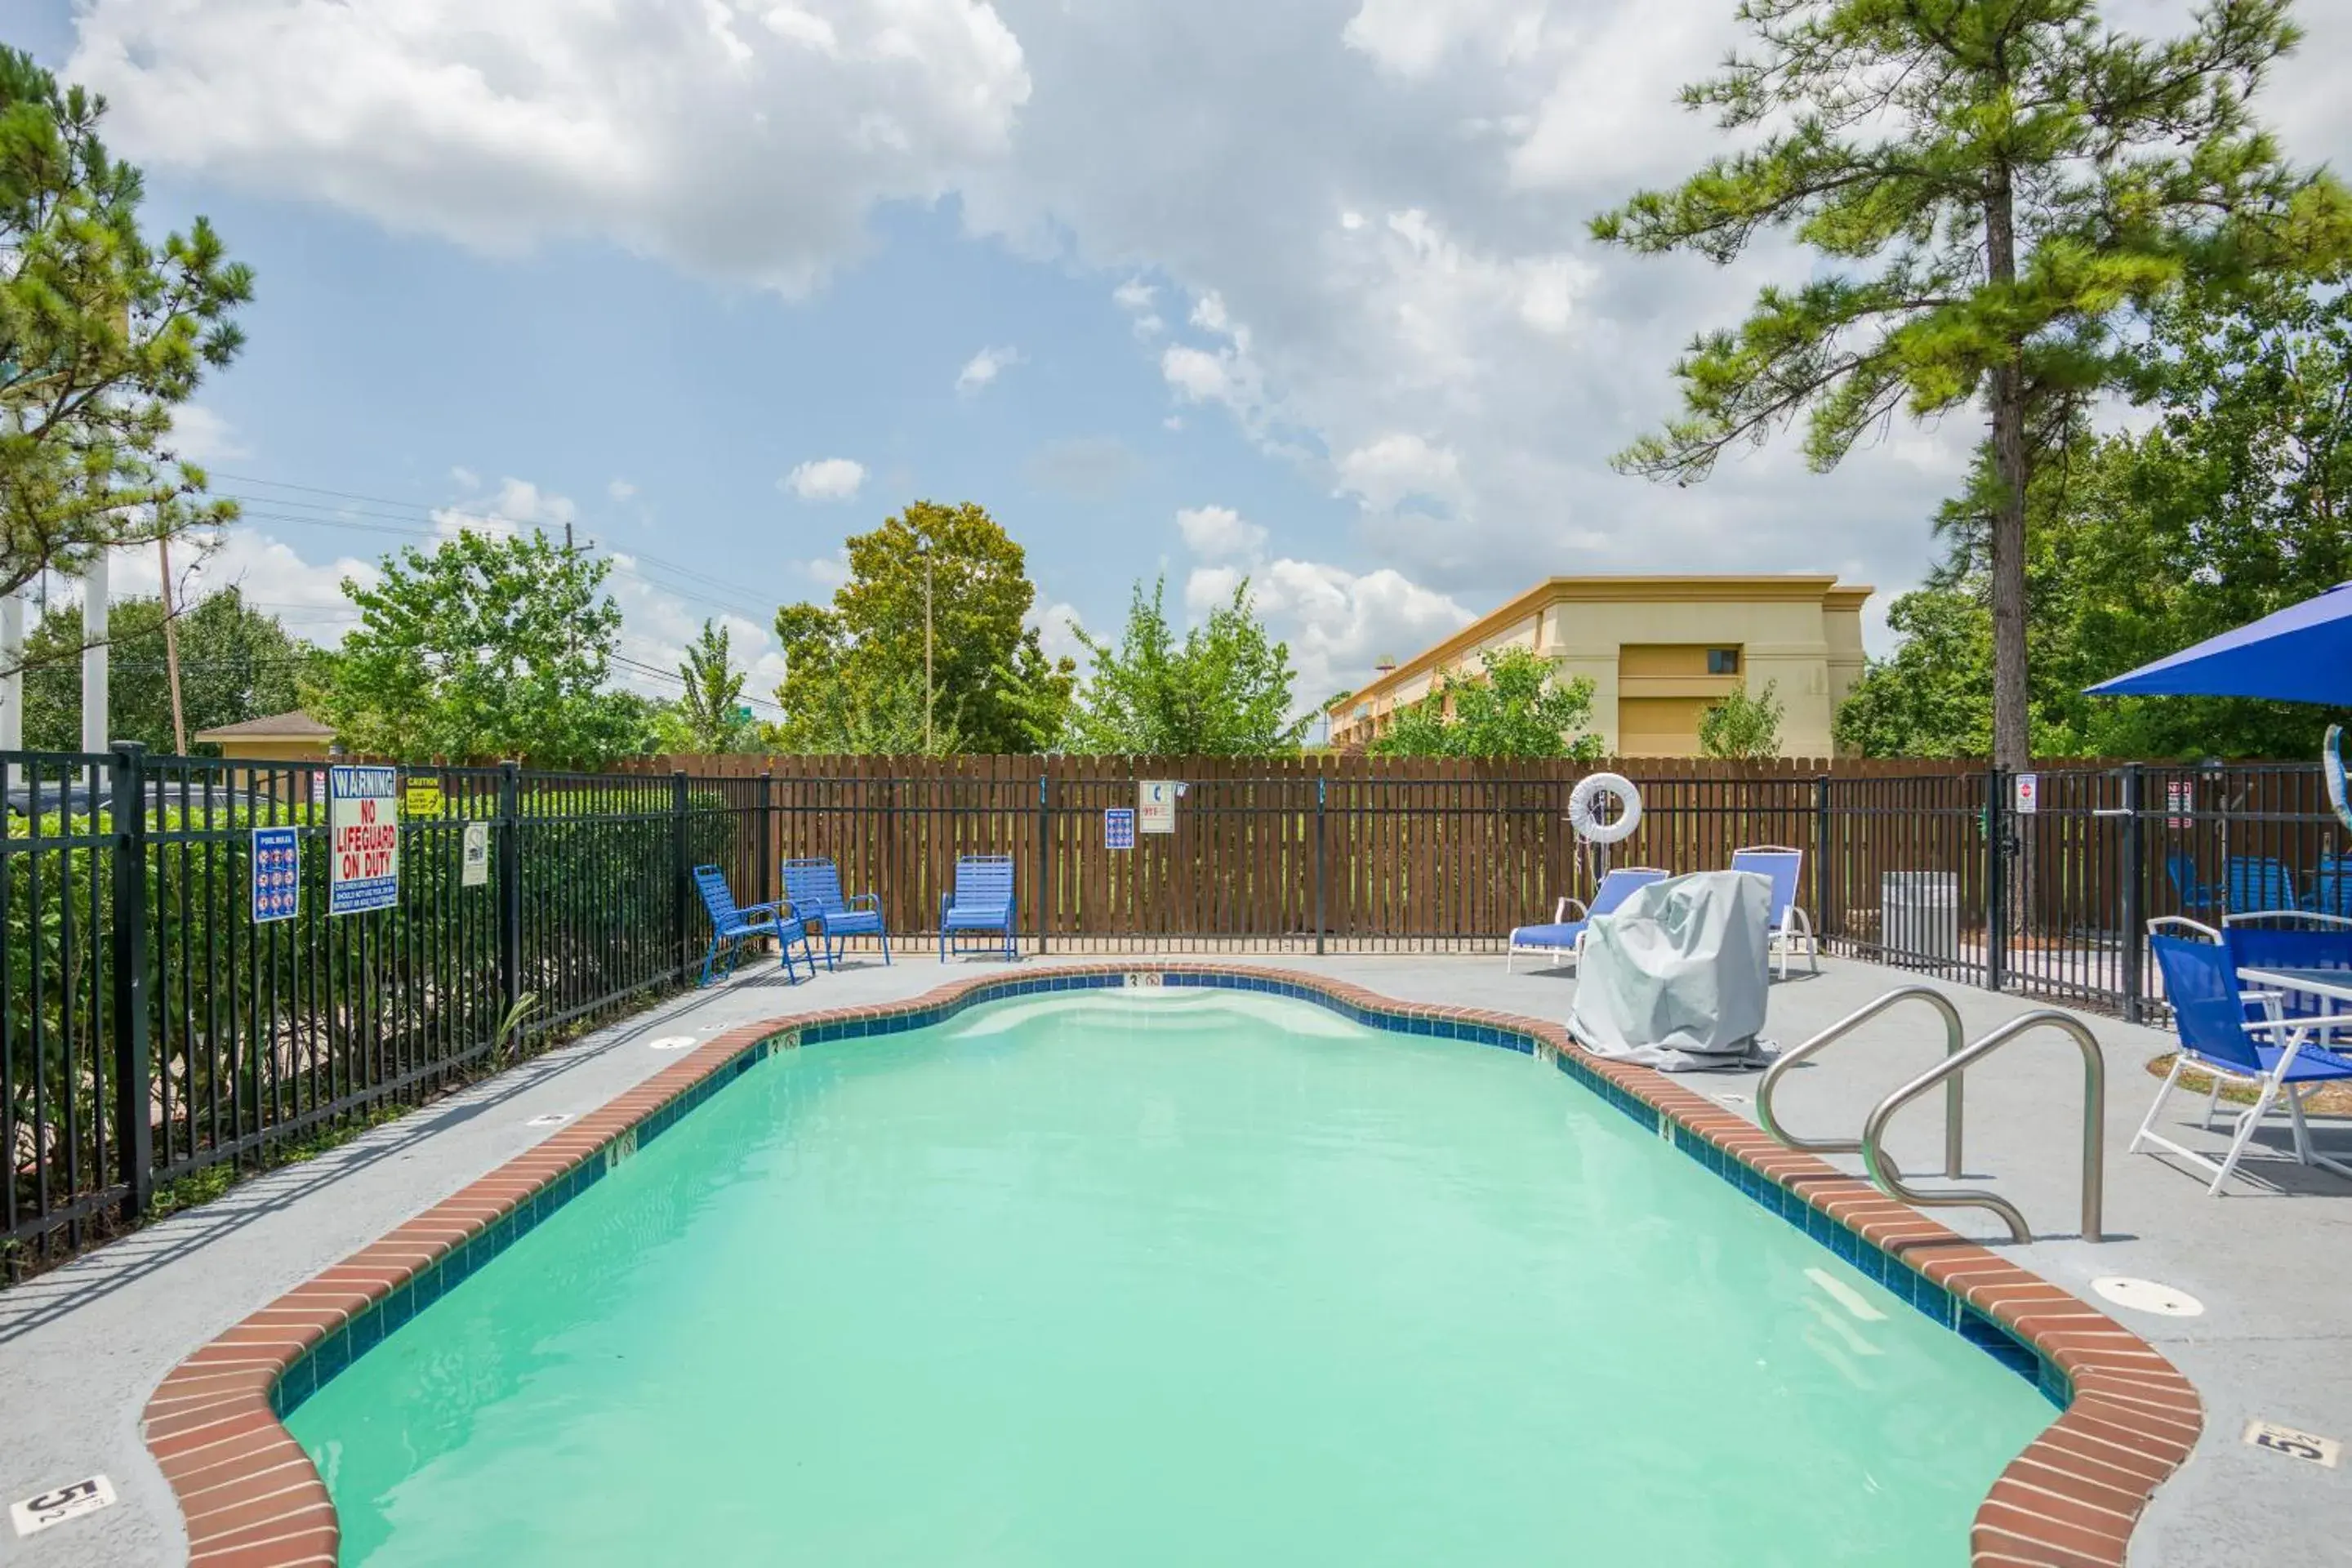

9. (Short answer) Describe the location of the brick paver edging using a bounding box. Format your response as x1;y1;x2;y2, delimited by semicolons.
140;963;2199;1568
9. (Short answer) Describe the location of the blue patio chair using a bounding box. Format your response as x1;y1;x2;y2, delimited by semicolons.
692;865;815;987
2163;852;2224;914
2222;911;2352;1024
1506;866;1669;972
2313;856;2352;918
782;858;891;969
939;854;1018;961
2136;918;2352;1192
2225;855;2306;915
1731;845;1817;979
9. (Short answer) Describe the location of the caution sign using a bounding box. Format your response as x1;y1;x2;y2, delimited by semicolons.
328;765;400;916
404;776;443;817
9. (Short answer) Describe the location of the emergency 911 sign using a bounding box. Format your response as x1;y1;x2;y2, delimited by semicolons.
328;765;400;915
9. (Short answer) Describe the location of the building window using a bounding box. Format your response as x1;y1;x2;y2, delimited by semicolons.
1707;648;1741;675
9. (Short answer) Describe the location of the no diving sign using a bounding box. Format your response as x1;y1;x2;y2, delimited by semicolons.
328;765;400;916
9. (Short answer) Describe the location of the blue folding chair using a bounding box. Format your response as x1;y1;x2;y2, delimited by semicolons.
2136;919;2352;1192
2225;855;2306;915
782;858;892;969
1507;867;1669;972
940;855;1018;961
692;865;815;986
1731;845;1817;978
2163;852;2224;915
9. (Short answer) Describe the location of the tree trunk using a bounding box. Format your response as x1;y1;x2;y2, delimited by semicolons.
1983;166;2031;773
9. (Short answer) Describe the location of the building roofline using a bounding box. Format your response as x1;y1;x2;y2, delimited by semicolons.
1342;575;1875;714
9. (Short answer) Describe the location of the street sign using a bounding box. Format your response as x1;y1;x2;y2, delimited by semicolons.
1138;779;1178;834
461;820;491;888
327;765;400;916
2013;773;2039;815
1104;808;1135;850
403;777;442;817
251;826;299;924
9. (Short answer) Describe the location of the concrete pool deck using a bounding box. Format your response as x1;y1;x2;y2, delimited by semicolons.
1;953;2344;1566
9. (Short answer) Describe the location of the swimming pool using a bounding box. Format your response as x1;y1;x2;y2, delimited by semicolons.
277;981;2063;1566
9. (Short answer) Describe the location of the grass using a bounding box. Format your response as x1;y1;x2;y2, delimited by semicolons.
2143;1053;2352;1118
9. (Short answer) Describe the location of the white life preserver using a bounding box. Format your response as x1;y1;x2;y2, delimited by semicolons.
1569;773;1642;844
2327;725;2351;835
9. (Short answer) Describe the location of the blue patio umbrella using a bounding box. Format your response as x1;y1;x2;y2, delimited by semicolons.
2085;580;2352;829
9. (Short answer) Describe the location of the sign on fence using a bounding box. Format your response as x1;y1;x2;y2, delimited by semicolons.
327;764;400;915
1138;779;1178;834
403;776;442;817
2013;773;2039;814
461;820;491;887
1103;808;1135;850
250;826;299;924
2167;778;2194;829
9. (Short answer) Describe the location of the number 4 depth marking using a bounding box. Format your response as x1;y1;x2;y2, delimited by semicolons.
2243;1419;2341;1468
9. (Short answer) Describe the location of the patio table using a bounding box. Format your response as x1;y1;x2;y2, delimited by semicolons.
2238;965;2352;1011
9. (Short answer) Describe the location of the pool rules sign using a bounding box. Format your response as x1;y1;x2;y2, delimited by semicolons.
328;765;400;915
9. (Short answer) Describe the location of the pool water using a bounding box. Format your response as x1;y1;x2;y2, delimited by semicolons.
288;988;2053;1566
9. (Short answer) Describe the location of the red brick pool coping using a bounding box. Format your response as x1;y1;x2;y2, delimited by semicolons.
140;964;2201;1568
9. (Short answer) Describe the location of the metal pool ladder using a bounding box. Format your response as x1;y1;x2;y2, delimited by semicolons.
1757;990;2107;1245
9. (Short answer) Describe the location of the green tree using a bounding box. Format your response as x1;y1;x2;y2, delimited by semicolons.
17;586;311;754
669;619;758;753
1370;646;1606;760
1;47;252;599
772;501;1074;753
1699;680;1786;760
1064;578;1309;755
1592;0;2350;771
1840;271;2352;759
311;530;650;766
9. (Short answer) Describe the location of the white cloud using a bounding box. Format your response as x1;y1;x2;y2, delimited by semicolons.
1333;434;1463;513
608;478;638;501
449;466;480;490
1174;504;1267;562
166;404;248;466
784;457;867;501
99;525;377;648
956;345;1021;394
1183;555;1475;706
67;0;1032;296
1030;599;1088;666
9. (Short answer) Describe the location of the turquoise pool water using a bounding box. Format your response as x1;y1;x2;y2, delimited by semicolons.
287;987;2054;1566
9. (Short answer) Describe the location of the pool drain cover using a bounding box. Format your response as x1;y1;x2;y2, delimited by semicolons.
649;1036;697;1051
524;1112;572;1128
2091;1276;2204;1316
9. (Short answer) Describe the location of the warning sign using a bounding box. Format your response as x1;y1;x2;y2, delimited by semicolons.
1138;780;1178;835
403;777;443;817
328;765;400;916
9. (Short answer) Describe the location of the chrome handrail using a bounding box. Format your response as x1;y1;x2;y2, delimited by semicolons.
1860;1010;2107;1245
1757;986;1966;1178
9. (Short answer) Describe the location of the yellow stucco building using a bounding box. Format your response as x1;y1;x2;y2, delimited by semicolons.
1330;575;1873;757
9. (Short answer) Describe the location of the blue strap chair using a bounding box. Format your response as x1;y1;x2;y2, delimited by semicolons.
2163;852;2224;914
1731;845;1817;978
2225;855;2308;915
782;858;891;969
1507;867;1669;972
2136;918;2352;1192
940;854;1018;961
692;866;815;986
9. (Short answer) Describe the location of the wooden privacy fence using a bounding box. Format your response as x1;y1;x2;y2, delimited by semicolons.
622;755;1993;954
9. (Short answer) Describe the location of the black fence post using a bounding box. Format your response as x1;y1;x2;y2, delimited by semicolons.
2120;763;2145;1023
109;742;154;1223
1985;768;2007;992
671;771;690;980
497;760;521;1018
1813;773;1831;947
758;770;774;906
1036;772;1050;957
1315;773;1328;957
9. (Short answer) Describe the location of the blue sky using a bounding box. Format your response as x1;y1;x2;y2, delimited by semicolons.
20;0;2352;710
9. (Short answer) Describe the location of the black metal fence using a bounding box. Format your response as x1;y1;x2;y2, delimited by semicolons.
3;746;762;1271
11;745;2347;1269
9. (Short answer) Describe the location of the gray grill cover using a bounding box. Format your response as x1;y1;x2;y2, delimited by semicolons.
1566;871;1776;1071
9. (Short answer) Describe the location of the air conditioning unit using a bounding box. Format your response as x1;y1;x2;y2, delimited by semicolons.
1881;871;1959;960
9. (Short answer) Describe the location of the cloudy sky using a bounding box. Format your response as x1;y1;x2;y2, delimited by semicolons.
18;0;2352;714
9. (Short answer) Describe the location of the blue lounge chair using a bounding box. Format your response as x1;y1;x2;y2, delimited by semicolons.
783;858;891;969
1506;867;1669;972
2163;852;2224;915
2226;855;2306;915
2136;918;2352;1192
940;854;1018;961
1732;845;1817;979
692;865;815;986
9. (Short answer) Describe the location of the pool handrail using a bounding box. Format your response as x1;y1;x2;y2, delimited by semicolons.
1757;985;1966;1177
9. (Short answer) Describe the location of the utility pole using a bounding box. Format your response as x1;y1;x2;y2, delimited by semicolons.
158;534;188;755
922;538;935;755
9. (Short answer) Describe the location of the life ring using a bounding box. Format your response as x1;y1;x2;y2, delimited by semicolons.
2327;725;2351;835
1569;773;1642;844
